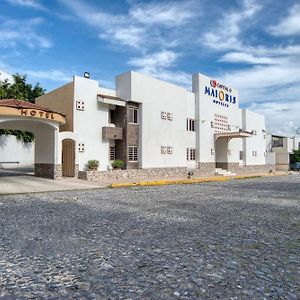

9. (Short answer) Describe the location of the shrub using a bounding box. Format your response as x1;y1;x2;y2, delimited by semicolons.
111;159;124;169
291;149;300;163
87;160;99;170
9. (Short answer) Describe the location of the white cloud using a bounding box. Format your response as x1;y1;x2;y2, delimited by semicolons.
0;17;52;49
219;52;280;65
269;4;300;36
203;0;261;51
0;70;13;83
5;0;45;10
60;0;198;50
247;100;300;137
22;69;71;82
128;50;178;70
128;50;190;88
129;1;196;27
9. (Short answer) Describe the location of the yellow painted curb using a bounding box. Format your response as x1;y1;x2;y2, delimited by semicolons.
109;172;288;188
110;176;230;188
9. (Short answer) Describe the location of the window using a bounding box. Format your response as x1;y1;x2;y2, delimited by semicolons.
272;138;283;148
252;150;257;156
187;118;195;131
129;145;138;162
78;143;85;152
109;110;115;124
110;146;115;161
128;107;138;124
186;148;196;160
76;101;85;111
239;151;243;160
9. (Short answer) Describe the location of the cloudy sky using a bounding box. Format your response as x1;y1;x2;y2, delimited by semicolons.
1;0;300;136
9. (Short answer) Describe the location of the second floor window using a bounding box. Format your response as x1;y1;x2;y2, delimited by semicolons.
186;118;195;131
128;107;138;124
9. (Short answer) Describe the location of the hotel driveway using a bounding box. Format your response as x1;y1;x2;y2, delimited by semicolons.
0;169;107;194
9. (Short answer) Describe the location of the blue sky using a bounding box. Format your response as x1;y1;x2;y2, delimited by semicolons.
1;0;300;136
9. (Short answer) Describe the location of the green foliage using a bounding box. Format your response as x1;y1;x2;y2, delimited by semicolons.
0;73;45;142
291;149;300;163
0;129;34;143
111;159;124;169
88;160;99;170
0;74;45;103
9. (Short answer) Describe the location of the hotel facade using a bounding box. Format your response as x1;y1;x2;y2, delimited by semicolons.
32;71;271;179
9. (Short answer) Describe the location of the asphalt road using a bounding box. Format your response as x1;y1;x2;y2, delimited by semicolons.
0;175;299;299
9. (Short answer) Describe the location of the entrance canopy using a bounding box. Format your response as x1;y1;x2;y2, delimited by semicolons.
215;130;252;140
0;99;65;125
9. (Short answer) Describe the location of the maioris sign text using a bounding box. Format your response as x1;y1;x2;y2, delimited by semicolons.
204;79;236;108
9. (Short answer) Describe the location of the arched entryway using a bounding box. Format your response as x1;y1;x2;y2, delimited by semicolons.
62;139;75;177
0;99;65;179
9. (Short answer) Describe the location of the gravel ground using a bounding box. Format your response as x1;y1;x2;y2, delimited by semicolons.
0;175;300;299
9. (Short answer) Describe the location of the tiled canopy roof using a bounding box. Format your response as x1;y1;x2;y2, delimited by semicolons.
0;99;64;115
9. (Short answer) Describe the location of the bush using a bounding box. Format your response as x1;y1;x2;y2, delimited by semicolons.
291;149;300;163
111;159;124;169
0;129;34;143
87;160;99;170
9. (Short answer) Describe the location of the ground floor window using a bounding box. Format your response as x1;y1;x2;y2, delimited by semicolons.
110;146;116;161
187;148;196;161
129;145;138;162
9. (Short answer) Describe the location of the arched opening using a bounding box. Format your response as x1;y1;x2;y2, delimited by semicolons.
0;119;58;178
62;139;75;177
0;99;66;179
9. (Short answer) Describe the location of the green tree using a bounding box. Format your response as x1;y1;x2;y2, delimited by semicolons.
0;74;45;103
0;74;45;142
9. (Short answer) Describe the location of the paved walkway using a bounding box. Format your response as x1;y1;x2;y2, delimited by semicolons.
0;169;107;194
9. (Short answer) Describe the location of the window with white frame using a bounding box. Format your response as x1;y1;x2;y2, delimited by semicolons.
110;146;116;161
129;145;138;161
186;148;196;160
252;150;257;156
128;107;138;124
186;118;195;131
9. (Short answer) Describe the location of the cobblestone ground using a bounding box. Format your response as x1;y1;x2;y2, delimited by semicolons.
0;175;300;299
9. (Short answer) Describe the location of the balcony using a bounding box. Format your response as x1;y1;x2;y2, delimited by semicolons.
102;126;123;140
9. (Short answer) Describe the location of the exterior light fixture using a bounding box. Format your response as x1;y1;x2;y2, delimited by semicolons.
84;72;90;79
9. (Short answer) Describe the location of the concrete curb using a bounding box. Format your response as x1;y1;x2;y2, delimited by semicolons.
110;173;287;188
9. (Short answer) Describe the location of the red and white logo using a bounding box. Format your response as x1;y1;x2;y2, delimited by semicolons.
210;79;217;88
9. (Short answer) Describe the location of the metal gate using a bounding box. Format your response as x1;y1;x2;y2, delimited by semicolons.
62;139;75;177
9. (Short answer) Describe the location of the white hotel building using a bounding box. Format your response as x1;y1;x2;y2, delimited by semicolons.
34;71;271;179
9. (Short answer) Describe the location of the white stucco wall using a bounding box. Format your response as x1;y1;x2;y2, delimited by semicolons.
242;109;266;165
0;135;34;168
73;76;110;171
117;71;193;169
0;117;60;165
192;73;242;165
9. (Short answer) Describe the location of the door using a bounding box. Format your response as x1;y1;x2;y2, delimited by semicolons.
62;139;75;177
